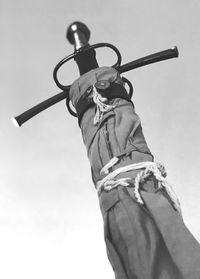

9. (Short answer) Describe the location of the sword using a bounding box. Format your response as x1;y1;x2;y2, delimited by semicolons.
12;21;178;127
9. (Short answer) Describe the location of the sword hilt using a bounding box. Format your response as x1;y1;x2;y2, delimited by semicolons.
12;21;179;127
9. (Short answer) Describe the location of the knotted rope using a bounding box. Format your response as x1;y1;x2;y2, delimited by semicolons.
96;160;181;214
92;85;115;125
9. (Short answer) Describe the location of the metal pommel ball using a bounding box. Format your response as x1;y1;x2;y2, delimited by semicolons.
66;22;91;51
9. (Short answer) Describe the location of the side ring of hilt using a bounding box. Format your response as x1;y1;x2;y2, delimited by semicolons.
53;42;122;91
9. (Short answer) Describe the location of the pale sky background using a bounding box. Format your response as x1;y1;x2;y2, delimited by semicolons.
1;0;200;278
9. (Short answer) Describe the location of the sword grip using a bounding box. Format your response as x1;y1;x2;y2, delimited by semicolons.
66;22;99;75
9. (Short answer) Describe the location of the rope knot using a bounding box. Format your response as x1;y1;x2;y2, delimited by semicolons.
92;85;115;125
96;160;181;215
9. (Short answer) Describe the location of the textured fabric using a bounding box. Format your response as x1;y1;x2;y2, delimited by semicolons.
69;67;200;279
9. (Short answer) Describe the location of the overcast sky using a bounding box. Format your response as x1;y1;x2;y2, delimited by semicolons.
1;0;200;278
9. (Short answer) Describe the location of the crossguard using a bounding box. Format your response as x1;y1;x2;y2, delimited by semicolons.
12;21;179;127
53;42;122;90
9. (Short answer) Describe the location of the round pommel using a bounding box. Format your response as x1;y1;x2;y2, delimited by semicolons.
66;21;90;50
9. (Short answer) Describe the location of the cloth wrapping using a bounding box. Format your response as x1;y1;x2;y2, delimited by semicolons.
69;66;200;279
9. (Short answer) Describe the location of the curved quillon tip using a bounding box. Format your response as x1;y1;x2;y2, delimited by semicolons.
171;46;179;57
11;117;20;128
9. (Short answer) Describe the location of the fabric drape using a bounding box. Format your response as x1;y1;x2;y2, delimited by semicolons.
69;67;200;279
